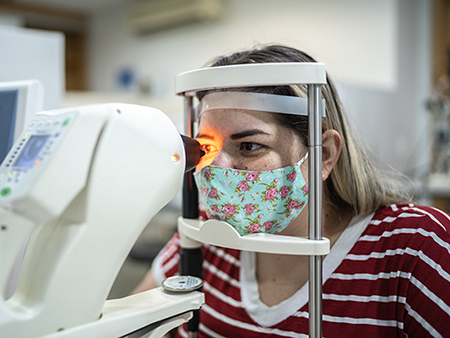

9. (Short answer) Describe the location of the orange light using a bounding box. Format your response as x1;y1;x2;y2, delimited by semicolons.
35;161;41;167
196;135;222;172
172;153;181;164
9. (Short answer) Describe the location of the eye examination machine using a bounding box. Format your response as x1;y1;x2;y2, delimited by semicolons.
0;62;327;337
0;103;205;337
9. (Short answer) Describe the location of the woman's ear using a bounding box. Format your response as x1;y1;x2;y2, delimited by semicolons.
322;129;342;181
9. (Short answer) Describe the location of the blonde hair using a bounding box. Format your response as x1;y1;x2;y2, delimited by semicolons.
305;79;413;215
205;44;413;215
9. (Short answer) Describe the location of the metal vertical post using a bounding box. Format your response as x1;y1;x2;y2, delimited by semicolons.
182;96;199;219
181;95;202;338
308;84;323;338
184;96;193;136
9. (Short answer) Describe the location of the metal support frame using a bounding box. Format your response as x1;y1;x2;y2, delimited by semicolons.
182;96;199;219
308;85;323;338
182;95;201;338
178;62;327;338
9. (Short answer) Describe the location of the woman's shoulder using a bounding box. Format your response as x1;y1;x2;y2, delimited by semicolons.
371;203;450;233
202;242;241;265
346;204;450;336
362;203;450;253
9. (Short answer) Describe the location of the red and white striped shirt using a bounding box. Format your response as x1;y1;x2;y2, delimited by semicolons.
152;204;450;337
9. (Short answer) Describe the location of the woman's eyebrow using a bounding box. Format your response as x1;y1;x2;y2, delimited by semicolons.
196;133;215;140
231;129;270;140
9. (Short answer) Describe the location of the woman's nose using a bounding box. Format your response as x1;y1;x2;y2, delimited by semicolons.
211;150;234;168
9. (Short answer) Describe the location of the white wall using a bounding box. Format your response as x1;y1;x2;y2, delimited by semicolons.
87;0;432;175
337;0;432;177
0;26;65;110
0;14;25;27
88;0;398;93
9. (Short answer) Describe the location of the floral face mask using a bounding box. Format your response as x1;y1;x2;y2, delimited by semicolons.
193;154;309;236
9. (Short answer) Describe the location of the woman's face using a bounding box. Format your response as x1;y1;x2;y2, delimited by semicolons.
196;109;306;172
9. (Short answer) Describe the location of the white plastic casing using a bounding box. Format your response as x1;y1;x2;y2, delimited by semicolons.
178;217;330;254
175;62;327;95
0;103;201;337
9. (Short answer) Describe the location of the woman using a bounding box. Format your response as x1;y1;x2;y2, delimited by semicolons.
134;45;450;337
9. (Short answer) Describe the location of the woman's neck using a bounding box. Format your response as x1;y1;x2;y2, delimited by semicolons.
277;201;354;247
255;203;354;307
323;202;354;247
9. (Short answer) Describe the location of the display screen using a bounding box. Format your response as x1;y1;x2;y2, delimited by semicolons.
14;135;51;168
0;90;18;164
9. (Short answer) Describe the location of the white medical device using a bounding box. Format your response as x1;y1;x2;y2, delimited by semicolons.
0;103;204;337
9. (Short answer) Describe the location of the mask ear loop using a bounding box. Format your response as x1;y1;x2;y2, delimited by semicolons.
299;152;309;166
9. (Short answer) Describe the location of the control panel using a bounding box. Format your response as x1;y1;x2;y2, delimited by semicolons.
0;111;77;201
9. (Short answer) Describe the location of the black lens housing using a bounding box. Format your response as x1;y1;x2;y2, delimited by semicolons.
181;135;205;173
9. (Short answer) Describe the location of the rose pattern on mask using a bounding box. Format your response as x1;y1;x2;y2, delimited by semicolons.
194;155;309;236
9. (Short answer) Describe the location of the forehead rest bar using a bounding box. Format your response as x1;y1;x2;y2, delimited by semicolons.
176;62;327;95
197;91;326;119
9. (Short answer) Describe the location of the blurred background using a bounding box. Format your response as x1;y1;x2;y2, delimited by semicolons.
1;0;449;298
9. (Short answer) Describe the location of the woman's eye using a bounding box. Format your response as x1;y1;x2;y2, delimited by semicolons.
200;143;217;154
240;142;262;152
